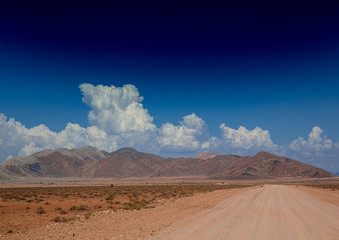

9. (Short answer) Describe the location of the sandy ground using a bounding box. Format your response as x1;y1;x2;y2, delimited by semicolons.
3;185;339;240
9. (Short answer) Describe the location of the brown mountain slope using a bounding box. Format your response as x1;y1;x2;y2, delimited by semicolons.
0;147;168;179
0;147;335;180
207;152;334;179
153;158;205;177
87;148;168;178
164;151;334;179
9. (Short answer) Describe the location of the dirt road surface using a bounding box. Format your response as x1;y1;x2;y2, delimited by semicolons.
152;185;339;240
4;185;339;239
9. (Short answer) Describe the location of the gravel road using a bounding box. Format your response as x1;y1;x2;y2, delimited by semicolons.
152;185;339;240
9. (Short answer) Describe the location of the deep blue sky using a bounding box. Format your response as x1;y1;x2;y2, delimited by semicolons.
1;1;339;145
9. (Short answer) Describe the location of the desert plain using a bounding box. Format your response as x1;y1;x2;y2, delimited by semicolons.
0;177;338;240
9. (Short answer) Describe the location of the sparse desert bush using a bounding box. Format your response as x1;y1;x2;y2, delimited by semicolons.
36;207;46;214
69;205;77;211
78;205;89;211
53;216;67;222
105;193;116;200
60;209;67;214
304;183;339;191
14;196;26;201
53;216;74;222
70;205;89;211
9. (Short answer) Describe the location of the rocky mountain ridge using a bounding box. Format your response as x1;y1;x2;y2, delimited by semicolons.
0;147;335;180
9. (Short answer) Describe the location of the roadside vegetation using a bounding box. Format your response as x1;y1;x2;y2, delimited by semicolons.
302;183;339;191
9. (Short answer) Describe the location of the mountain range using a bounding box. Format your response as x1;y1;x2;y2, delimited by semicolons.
0;146;335;180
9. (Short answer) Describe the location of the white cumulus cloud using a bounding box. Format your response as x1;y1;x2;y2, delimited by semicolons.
288;126;332;152
0;114;119;161
80;83;156;134
282;126;338;171
0;114;56;159
157;113;209;153
220;123;277;150
55;123;119;152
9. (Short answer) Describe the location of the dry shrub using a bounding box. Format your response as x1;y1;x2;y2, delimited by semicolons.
36;207;46;214
53;216;74;222
70;205;89;211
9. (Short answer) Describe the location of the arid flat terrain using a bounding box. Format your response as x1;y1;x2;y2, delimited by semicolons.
1;181;338;239
0;183;247;238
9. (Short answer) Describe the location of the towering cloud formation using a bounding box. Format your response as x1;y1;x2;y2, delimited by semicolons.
80;83;155;134
0;83;338;172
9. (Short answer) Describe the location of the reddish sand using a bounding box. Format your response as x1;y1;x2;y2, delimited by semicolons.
2;184;338;239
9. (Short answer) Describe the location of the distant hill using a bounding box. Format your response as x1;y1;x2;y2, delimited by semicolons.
0;147;335;180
